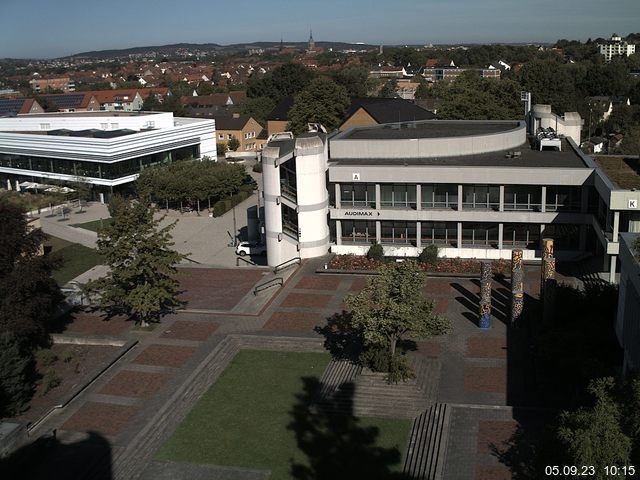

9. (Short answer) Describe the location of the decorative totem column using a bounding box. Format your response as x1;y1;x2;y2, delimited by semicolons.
479;261;492;329
511;249;524;324
540;238;554;297
542;255;557;325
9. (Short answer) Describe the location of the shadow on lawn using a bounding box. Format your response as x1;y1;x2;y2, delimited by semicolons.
288;377;406;480
0;430;112;480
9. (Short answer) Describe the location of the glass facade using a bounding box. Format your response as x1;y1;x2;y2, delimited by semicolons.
341;220;376;244
420;222;457;246
0;145;198;181
279;160;297;202
380;184;416;209
463;184;500;210
282;204;298;239
546;186;581;212
543;224;580;249
462;222;499;247
502;223;540;249
421;184;457;209
341;183;375;208
504;186;542;211
380;221;416;245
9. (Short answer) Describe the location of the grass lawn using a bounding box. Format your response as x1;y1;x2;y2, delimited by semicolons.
45;236;103;285
156;350;411;480
72;217;113;233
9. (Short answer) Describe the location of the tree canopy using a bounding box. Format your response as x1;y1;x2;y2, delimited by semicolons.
85;197;186;326
0;200;61;346
345;261;450;381
287;77;350;134
247;63;315;102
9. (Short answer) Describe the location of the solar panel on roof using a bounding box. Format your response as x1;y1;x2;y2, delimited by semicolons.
43;94;84;109
0;99;26;115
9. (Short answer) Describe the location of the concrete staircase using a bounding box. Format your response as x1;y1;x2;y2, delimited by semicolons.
403;404;451;480
315;357;441;419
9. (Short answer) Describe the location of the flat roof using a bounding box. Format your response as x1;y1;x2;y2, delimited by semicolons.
338;120;521;140
330;138;589;169
16;111;162;118
595;156;640;189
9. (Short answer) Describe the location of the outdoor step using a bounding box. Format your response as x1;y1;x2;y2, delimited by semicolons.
403;404;451;480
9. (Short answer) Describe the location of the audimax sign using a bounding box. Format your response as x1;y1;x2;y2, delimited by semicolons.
344;211;381;217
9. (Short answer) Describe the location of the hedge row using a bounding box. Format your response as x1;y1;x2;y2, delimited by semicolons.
212;190;252;217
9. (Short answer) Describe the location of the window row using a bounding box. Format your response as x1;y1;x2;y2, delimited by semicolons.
338;183;582;212
0;145;199;180
339;220;580;249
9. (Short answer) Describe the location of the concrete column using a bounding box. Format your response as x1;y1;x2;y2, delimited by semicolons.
457;185;463;211
499;185;505;212
457;222;463;248
610;255;618;284
498;223;504;250
376;220;381;243
335;220;342;245
334;183;341;209
541;186;547;213
580;186;589;214
416;184;421;211
416;221;421;248
613;211;620;240
375;184;381;210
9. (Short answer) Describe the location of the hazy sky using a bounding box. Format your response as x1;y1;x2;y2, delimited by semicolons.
0;0;638;58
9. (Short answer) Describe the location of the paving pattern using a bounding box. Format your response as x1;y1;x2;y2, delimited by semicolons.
26;260;549;480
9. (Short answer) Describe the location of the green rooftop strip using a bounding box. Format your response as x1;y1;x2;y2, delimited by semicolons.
156;350;411;480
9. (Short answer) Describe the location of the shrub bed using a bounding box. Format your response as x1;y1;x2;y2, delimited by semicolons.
212;191;252;217
328;254;510;275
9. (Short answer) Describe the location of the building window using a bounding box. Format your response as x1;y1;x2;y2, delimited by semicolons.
462;185;499;210
110;123;119;129
502;223;540;249
504;186;542;211
381;221;416;245
546;186;581;212
341;183;375;208
421;222;457;246
542;224;580;250
341;220;376;244
279;160;297;202
461;223;498;247
218;134;224;140
282;204;298;239
380;184;416;209
227;134;233;140
421;184;457;209
100;123;108;130
39;123;50;130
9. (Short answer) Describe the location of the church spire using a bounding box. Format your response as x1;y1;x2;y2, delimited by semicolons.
308;29;315;51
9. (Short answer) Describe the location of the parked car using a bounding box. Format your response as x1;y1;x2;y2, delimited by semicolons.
235;241;266;256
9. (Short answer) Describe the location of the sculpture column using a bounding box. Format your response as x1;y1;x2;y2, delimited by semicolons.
540;238;554;297
479;261;492;329
542;255;557;325
511;249;524;325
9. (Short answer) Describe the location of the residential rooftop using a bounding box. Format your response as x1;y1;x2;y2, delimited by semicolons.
15;111;162;118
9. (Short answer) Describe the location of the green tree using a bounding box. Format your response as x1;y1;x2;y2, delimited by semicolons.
247;63;314;102
287;77;350;134
142;92;162;111
331;65;369;97
345;261;451;382
227;137;240;152
0;200;61;346
519;59;579;113
378;79;398;98
85;197;186;326
555;378;632;478
414;81;431;100
238;96;276;126
0;332;34;417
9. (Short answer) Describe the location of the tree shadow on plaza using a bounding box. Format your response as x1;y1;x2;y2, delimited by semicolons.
288;377;406;480
314;311;417;365
0;430;112;480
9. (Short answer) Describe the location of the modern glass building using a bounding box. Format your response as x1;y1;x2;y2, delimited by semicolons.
0;111;216;198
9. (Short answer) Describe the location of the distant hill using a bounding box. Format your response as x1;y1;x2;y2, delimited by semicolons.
68;41;378;59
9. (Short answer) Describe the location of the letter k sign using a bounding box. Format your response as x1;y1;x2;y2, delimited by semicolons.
352;173;360;181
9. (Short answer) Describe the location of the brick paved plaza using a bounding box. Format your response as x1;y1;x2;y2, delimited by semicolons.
24;259;548;479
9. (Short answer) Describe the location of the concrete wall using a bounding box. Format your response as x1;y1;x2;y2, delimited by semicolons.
330;121;526;159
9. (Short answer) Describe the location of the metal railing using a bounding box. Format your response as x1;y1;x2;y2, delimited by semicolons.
237;256;257;267
253;277;283;295
273;257;301;274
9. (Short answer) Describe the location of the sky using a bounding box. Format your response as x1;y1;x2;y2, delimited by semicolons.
0;0;639;59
